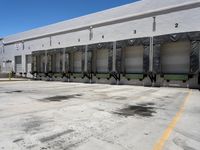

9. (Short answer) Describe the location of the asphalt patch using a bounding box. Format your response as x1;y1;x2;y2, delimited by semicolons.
41;94;82;102
114;103;156;117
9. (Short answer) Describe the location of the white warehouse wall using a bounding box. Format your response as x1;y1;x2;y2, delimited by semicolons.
1;0;200;73
3;0;200;44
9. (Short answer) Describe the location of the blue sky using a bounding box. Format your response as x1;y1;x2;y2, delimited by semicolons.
0;0;138;37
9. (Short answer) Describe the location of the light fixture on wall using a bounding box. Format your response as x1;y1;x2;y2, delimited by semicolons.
97;43;103;49
153;16;156;32
50;36;52;46
127;39;135;46
89;26;93;40
22;41;25;50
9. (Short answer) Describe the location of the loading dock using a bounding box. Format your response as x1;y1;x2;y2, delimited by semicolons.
153;32;200;88
118;38;151;86
1;0;200;88
161;41;190;76
90;43;114;84
68;46;85;81
46;49;63;79
15;55;22;76
31;51;46;79
25;55;32;77
62;49;70;80
27;32;200;88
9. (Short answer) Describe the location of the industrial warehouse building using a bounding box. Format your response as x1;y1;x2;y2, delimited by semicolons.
0;0;200;88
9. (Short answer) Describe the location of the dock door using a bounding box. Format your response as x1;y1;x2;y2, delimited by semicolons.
153;32;200;87
26;55;32;76
15;55;22;74
161;41;190;74
118;38;150;84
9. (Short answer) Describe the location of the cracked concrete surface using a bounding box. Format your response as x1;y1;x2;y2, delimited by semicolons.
0;81;199;150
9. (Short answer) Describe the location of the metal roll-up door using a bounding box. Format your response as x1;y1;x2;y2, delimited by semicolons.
143;45;150;73
81;51;85;72
116;48;122;73
190;41;200;74
108;49;113;72
51;53;56;73
38;54;45;73
161;41;190;74
47;54;52;72
35;54;40;73
153;44;161;73
26;55;32;74
73;51;82;73
55;52;62;73
87;51;92;73
15;56;22;73
96;49;109;73
65;53;70;73
124;46;144;73
92;50;97;73
31;54;37;73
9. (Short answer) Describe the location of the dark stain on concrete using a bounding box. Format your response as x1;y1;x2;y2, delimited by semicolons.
137;102;155;106
173;137;196;150
26;145;37;149
114;96;127;100
63;138;88;150
41;94;82;102
13;138;24;143
164;96;172;99
22;116;52;133
40;129;74;143
23;120;42;133
6;90;23;94
114;103;156;117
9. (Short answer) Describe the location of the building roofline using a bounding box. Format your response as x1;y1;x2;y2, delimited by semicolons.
3;0;200;45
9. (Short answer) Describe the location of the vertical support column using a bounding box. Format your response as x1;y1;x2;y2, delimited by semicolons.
63;48;66;72
12;56;16;72
84;45;88;72
44;50;47;73
13;56;16;73
149;37;154;72
112;41;117;72
22;52;26;74
57;52;60;73
21;42;26;74
198;41;200;87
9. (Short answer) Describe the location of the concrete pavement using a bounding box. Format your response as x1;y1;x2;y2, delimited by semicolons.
0;81;199;150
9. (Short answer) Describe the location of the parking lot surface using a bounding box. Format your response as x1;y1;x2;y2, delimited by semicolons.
0;81;199;150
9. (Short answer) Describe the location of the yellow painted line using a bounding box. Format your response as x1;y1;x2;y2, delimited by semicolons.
153;90;192;150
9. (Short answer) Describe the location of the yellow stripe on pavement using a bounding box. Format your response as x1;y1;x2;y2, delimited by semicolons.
153;90;192;150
